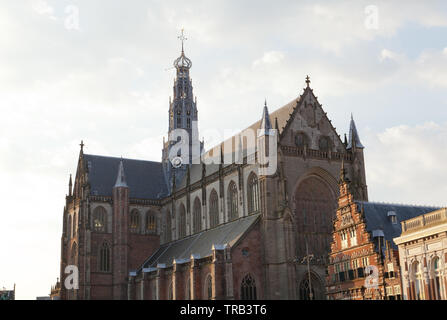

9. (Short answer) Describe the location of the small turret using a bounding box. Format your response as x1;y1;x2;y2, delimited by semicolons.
259;100;273;136
68;174;73;197
114;159;128;188
347;114;364;150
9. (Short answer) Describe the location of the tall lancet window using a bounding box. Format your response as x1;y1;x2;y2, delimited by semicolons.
71;242;78;264
99;242;110;272
240;274;257;300
67;215;72;239
179;204;186;238
247;173;259;214
130;209;140;233
93;206;106;232
228;181;238;221
146;211;157;234
209;190;219;228
205;275;213;300
166;210;172;242
193;197;201;233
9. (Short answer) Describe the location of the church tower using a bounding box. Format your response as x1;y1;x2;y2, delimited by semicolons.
162;30;202;191
347;115;368;201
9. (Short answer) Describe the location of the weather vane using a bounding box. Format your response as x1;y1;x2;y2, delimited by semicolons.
178;28;187;52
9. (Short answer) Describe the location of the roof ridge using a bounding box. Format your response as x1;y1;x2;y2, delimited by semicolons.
357;200;440;209
84;153;161;164
202;96;300;156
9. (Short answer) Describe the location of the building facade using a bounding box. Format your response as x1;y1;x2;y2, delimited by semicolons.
60;41;369;300
394;208;447;300
326;164;436;300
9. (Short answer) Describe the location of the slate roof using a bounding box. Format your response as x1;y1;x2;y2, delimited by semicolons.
84;154;169;200
177;98;299;189
357;201;439;249
138;213;261;271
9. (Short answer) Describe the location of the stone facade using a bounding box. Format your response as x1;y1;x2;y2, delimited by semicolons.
394;208;447;300
60;45;368;300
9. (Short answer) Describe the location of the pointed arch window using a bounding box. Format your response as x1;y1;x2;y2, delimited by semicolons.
179;204;186;238
209;190;219;228
71;242;78;264
67;215;72;239
205;275;213;300
130;209;140;233
299;277;316;300
240;274;257;300
93;206;106;232
193;198;202;233
166;210;172;242
228;181;238;221
146;211;156;233
185;276;191;300
168;281;173;300
99;242;111;272
73;212;77;237
247;173;259;214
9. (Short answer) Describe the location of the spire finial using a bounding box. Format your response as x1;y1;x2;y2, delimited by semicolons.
178;28;187;53
265;98;267;107
305;75;311;88
80;140;84;153
174;28;192;69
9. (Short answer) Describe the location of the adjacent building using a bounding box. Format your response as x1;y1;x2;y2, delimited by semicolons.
394;208;447;300
326;164;436;300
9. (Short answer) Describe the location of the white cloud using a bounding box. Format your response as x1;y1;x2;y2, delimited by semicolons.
253;51;285;67
31;0;55;17
365;122;447;207
380;49;402;62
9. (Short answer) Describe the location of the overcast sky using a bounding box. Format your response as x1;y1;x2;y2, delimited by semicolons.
1;0;446;299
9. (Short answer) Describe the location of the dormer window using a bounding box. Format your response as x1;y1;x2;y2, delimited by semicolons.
372;229;385;251
387;211;397;224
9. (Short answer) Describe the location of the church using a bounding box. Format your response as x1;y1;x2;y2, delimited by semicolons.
59;37;369;300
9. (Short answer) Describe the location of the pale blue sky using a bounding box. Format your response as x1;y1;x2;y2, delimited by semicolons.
0;0;446;299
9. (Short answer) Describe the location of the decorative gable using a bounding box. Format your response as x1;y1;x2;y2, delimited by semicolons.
280;85;345;153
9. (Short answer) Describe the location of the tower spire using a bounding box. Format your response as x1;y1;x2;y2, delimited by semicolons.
259;100;272;136
68;174;73;197
114;159;128;188
347;114;364;149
